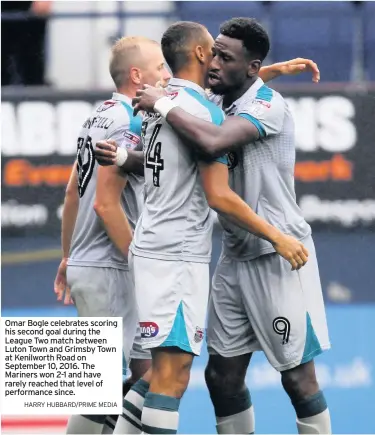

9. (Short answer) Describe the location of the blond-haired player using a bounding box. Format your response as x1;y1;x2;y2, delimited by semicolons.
53;36;170;434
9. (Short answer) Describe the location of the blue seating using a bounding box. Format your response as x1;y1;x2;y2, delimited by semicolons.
362;2;375;80
175;1;372;83
175;1;265;40
268;2;355;82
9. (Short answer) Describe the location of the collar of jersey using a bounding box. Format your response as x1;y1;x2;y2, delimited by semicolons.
112;92;133;106
168;78;206;97
224;77;265;114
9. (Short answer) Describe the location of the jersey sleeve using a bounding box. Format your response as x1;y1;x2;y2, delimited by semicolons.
181;88;228;166
109;126;142;151
238;88;285;138
106;107;143;151
206;107;228;165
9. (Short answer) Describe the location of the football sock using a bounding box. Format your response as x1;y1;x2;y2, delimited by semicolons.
293;390;331;434
113;378;149;434
210;387;255;434
142;392;180;434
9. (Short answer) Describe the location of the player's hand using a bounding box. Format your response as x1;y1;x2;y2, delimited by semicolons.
278;58;320;83
272;234;309;271
132;84;168;116
31;1;52;16
54;258;73;305
95;139;118;166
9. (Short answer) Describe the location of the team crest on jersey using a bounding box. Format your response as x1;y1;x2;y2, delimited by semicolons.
96;100;116;112
248;103;265;118
123;130;140;148
140;322;159;338
227;151;239;170
194;327;204;343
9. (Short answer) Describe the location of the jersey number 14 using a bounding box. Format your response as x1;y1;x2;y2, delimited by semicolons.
143;122;164;187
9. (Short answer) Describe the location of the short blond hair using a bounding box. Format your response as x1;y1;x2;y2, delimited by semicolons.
109;36;159;88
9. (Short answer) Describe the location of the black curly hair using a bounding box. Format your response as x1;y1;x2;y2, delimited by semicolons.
220;17;270;62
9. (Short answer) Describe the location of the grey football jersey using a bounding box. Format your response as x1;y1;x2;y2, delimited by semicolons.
130;78;227;263
209;78;311;260
68;92;144;270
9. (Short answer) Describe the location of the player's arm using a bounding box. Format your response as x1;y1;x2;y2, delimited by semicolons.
61;161;79;259
95;139;144;175
132;89;277;158
199;161;308;270
121;141;144;175
166;112;259;157
54;161;79;304
93;165;133;257
259;58;320;83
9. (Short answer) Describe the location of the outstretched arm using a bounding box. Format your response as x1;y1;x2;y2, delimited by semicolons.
132;88;269;158
165;110;259;158
133;82;285;158
259;58;320;83
199;161;308;270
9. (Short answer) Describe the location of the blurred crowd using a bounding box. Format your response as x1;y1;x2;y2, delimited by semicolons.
1;1;52;86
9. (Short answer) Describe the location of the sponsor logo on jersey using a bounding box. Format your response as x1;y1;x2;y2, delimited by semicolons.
254;99;271;108
140;322;159;338
167;91;179;100
145;112;162;120
96;100;116;112
123;130;140;146
194;327;204;343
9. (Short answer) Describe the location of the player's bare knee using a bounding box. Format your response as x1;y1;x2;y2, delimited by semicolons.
151;364;190;398
281;360;319;402
129;358;152;383
151;348;193;398
205;357;248;397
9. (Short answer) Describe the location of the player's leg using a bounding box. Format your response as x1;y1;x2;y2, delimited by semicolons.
205;254;257;434
111;255;153;434
112;332;152;434
205;354;254;434
65;266;107;433
130;255;209;434
104;357;151;434
66;266;138;434
141;347;194;434
279;237;331;434
242;236;331;434
101;268;150;434
281;360;330;434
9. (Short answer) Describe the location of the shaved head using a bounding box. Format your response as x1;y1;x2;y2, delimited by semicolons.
161;21;212;74
109;36;161;88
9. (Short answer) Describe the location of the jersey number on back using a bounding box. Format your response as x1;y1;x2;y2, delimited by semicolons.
144;123;164;187
76;135;95;197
